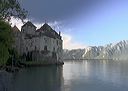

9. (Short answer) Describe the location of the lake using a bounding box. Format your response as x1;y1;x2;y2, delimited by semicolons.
4;60;128;91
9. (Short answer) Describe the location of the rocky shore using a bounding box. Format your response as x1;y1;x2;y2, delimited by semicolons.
21;61;64;67
1;60;64;72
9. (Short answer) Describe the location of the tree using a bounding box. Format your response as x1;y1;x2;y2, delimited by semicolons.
0;20;13;66
0;0;27;21
0;0;27;66
0;21;13;47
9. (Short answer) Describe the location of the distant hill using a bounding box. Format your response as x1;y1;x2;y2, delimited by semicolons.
63;40;128;60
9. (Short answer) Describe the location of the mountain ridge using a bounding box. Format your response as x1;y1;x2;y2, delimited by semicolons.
63;40;128;60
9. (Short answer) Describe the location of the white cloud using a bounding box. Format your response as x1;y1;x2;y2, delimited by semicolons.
10;18;87;50
62;34;87;50
10;17;24;30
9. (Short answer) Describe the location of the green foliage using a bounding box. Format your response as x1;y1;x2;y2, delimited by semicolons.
6;48;19;66
0;0;27;21
0;20;13;47
0;20;13;66
0;43;9;65
0;0;27;67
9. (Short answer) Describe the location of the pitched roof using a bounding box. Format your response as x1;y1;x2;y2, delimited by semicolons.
36;23;61;39
39;23;52;31
22;21;36;28
12;26;20;32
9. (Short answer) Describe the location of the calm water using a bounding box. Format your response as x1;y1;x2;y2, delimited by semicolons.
7;60;128;91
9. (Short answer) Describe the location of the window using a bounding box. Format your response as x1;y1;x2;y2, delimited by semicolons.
57;40;58;45
44;46;47;51
26;47;28;51
44;38;47;43
35;46;37;50
30;42;33;47
53;47;55;51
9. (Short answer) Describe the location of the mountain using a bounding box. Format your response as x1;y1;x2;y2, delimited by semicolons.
63;40;128;60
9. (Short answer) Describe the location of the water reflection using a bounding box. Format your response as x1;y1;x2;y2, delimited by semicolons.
63;60;128;91
10;66;64;91
3;60;128;91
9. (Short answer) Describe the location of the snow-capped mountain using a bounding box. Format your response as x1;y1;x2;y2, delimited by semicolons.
63;40;128;60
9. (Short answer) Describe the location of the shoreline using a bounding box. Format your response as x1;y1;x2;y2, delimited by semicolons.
0;61;64;72
24;61;64;67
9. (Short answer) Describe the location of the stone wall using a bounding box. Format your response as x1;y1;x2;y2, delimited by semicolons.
13;21;63;63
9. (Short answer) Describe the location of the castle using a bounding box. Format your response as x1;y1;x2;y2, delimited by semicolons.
12;21;63;63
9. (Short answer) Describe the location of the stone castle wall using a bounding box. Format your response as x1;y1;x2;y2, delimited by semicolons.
13;21;63;62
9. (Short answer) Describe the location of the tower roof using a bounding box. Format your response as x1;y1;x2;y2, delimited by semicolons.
36;23;51;32
37;23;61;39
22;21;36;28
40;23;52;31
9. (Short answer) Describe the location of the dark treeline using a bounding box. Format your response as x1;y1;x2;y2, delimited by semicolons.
0;0;27;68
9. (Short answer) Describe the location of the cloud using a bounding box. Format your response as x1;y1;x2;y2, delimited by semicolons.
11;18;87;50
10;17;24;29
62;34;87;50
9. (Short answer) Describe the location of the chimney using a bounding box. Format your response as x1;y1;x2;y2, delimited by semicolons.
59;31;61;36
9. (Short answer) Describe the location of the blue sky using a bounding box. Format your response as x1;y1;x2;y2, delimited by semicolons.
64;0;128;46
13;0;128;49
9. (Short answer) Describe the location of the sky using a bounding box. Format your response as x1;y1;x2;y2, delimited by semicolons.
12;0;128;49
